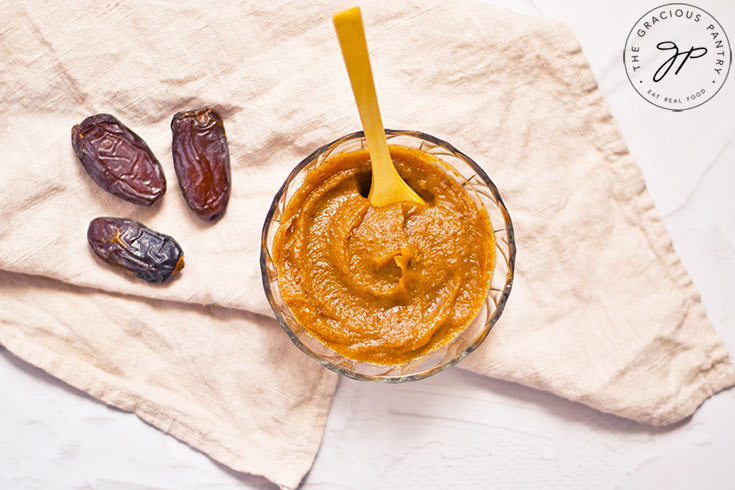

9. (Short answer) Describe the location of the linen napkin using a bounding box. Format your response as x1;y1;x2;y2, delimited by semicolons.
1;0;733;487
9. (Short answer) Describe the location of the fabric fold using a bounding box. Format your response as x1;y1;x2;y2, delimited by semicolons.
1;0;732;487
0;270;338;490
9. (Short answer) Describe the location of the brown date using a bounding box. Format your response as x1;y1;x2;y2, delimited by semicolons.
171;108;231;221
72;114;166;205
87;217;184;283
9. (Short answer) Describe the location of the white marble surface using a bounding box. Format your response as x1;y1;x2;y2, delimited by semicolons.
2;0;734;488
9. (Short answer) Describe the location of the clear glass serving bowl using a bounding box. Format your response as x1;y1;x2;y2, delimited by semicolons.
260;129;515;382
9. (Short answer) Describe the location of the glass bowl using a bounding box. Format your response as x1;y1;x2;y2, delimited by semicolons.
260;129;515;382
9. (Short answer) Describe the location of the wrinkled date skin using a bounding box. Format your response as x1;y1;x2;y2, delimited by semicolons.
171;108;231;220
87;217;184;283
72;114;166;205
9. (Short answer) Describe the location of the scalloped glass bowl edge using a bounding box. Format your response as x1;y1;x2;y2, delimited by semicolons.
260;129;515;382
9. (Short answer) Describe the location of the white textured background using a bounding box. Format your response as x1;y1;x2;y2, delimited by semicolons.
1;0;734;488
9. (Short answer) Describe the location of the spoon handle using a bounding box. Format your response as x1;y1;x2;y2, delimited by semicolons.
333;8;393;179
334;7;427;208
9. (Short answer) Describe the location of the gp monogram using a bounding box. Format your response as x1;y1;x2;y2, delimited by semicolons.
624;3;731;111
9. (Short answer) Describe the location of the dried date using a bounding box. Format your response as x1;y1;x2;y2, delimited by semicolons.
72;114;166;205
171;108;231;220
87;217;184;283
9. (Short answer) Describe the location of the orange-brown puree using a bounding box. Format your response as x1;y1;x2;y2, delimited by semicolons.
273;145;495;365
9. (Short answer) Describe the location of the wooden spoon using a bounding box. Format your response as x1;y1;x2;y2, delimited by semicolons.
333;7;425;207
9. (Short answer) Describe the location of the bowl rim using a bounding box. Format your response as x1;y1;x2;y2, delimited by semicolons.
260;128;516;382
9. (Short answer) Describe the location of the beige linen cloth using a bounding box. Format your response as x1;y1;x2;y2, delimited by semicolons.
1;0;733;487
